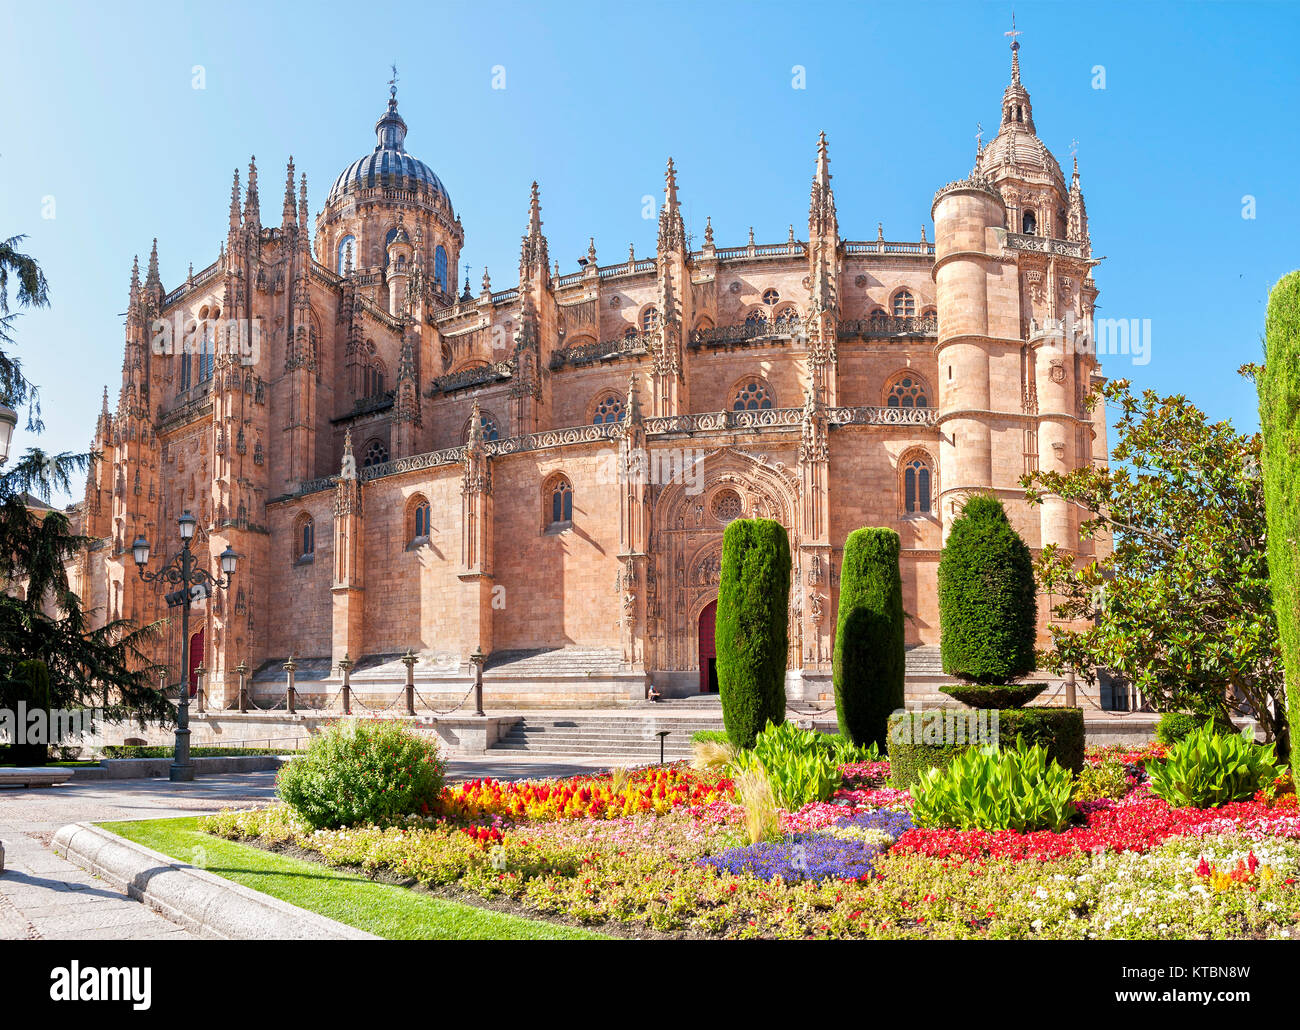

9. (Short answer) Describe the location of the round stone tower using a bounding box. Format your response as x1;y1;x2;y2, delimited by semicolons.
930;173;1008;538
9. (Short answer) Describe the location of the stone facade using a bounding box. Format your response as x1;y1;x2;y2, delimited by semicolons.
73;41;1109;705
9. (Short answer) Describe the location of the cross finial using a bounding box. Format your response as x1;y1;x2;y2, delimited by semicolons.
1005;12;1021;45
1070;137;1079;157
976;121;983;147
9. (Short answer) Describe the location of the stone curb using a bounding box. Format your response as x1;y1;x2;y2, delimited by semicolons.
51;822;378;940
69;755;291;780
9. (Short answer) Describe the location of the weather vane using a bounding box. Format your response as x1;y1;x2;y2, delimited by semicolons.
976;121;984;148
1070;137;1079;157
1005;12;1021;45
389;63;399;99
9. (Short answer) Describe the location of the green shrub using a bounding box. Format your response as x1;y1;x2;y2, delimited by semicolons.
6;659;51;766
939;683;1046;709
690;729;730;746
716;518;791;750
937;495;1037;684
910;740;1077;832
1154;711;1235;747
1072;756;1132;803
732;721;843;809
886;707;1083;787
1259;270;1300;777
833;527;905;750
276;720;446;829
1146;721;1285;808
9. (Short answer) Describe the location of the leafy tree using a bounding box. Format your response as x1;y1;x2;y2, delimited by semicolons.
1024;378;1285;751
0;236;165;764
716;518;791;750
938;495;1037;684
833;527;904;749
1258;270;1300;771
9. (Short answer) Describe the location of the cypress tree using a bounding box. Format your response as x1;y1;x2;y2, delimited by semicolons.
833;527;905;749
716;518;791;749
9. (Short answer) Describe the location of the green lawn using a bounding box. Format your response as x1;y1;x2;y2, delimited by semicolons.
98;817;607;941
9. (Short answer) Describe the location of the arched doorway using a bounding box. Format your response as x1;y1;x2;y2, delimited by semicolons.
187;628;205;698
698;600;718;694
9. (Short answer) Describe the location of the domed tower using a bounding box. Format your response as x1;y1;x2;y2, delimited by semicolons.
316;80;464;310
933;31;1103;558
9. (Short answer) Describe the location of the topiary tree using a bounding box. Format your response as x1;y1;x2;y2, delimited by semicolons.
3;659;50;766
833;527;905;749
938;494;1037;684
1259;270;1300;773
716;517;791;750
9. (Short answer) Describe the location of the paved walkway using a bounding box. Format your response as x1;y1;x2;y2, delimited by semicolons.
0;753;609;941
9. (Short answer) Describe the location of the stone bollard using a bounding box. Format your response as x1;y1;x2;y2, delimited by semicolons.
470;647;486;717
400;649;418;716
195;662;206;713
236;660;248;713
284;655;297;715
339;653;353;715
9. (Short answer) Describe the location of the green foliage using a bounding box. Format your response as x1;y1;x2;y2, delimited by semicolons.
1146;721;1285;808
1259;270;1300;771
4;659;50;766
886;707;1083;787
1155;711;1235;747
716;518;791;750
1072;756;1133;803
731;721;843;809
939;683;1046;709
910;739;1077;832
1025;377;1284;748
690;729;730;745
937;495;1037;684
833;527;905;749
276;720;447;830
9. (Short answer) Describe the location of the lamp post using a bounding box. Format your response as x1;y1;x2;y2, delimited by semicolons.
0;400;17;466
133;511;238;782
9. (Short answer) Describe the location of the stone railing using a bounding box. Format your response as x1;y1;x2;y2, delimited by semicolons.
161;261;223;308
689;312;803;348
550;331;652;370
429;361;512;395
711;241;807;262
486;421;623;455
644;407;805;435
842;240;935;257
597;259;657;281
837;314;938;338
828;405;937;427
1004;232;1087;258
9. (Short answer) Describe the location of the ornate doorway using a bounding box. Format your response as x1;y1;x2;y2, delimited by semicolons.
698;600;718;693
188;628;204;697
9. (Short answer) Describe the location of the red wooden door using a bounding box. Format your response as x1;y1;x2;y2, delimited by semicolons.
698;601;718;693
188;628;204;697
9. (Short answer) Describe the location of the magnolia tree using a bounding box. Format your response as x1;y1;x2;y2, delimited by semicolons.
1023;377;1286;751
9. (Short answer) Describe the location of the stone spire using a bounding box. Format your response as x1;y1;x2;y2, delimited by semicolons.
1068;152;1090;250
243;155;261;228
999;26;1035;134
228;168;241;233
808;131;838;241
518;181;549;280
145;238;160;289
282;157;297;229
657;158;686;252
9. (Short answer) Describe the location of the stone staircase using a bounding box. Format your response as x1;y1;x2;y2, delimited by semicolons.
488;714;721;762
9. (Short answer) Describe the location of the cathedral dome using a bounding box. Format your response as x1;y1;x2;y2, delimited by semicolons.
326;92;452;210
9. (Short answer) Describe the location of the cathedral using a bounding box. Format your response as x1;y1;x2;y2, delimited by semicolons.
72;37;1109;707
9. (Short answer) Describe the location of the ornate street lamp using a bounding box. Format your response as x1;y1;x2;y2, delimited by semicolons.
0;400;17;465
134;510;237;782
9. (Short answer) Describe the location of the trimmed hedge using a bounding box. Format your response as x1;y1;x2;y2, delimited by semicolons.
716;518;792;750
1259;270;1300;774
939;683;1047;709
833;527;905;750
937;495;1037;684
1155;711;1235;747
887;707;1084;787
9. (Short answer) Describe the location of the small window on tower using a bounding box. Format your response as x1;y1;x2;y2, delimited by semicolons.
1022;211;1037;235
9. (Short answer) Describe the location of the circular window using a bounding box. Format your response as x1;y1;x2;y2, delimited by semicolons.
711;489;743;524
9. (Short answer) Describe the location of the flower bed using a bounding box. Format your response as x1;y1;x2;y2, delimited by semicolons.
199;748;1300;940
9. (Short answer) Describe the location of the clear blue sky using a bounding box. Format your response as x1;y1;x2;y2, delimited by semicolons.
2;0;1297;502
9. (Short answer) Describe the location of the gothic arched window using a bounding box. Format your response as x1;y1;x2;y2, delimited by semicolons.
410;495;431;542
1022;210;1037;235
435;245;448;291
362;439;389;468
336;234;356;274
464;411;500;442
547;475;573;527
892;289;916;317
364;361;386;398
901;453;934;515
640;306;660;333
592;392;625;425
886;373;929;409
296;514;315;560
733;378;775;411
